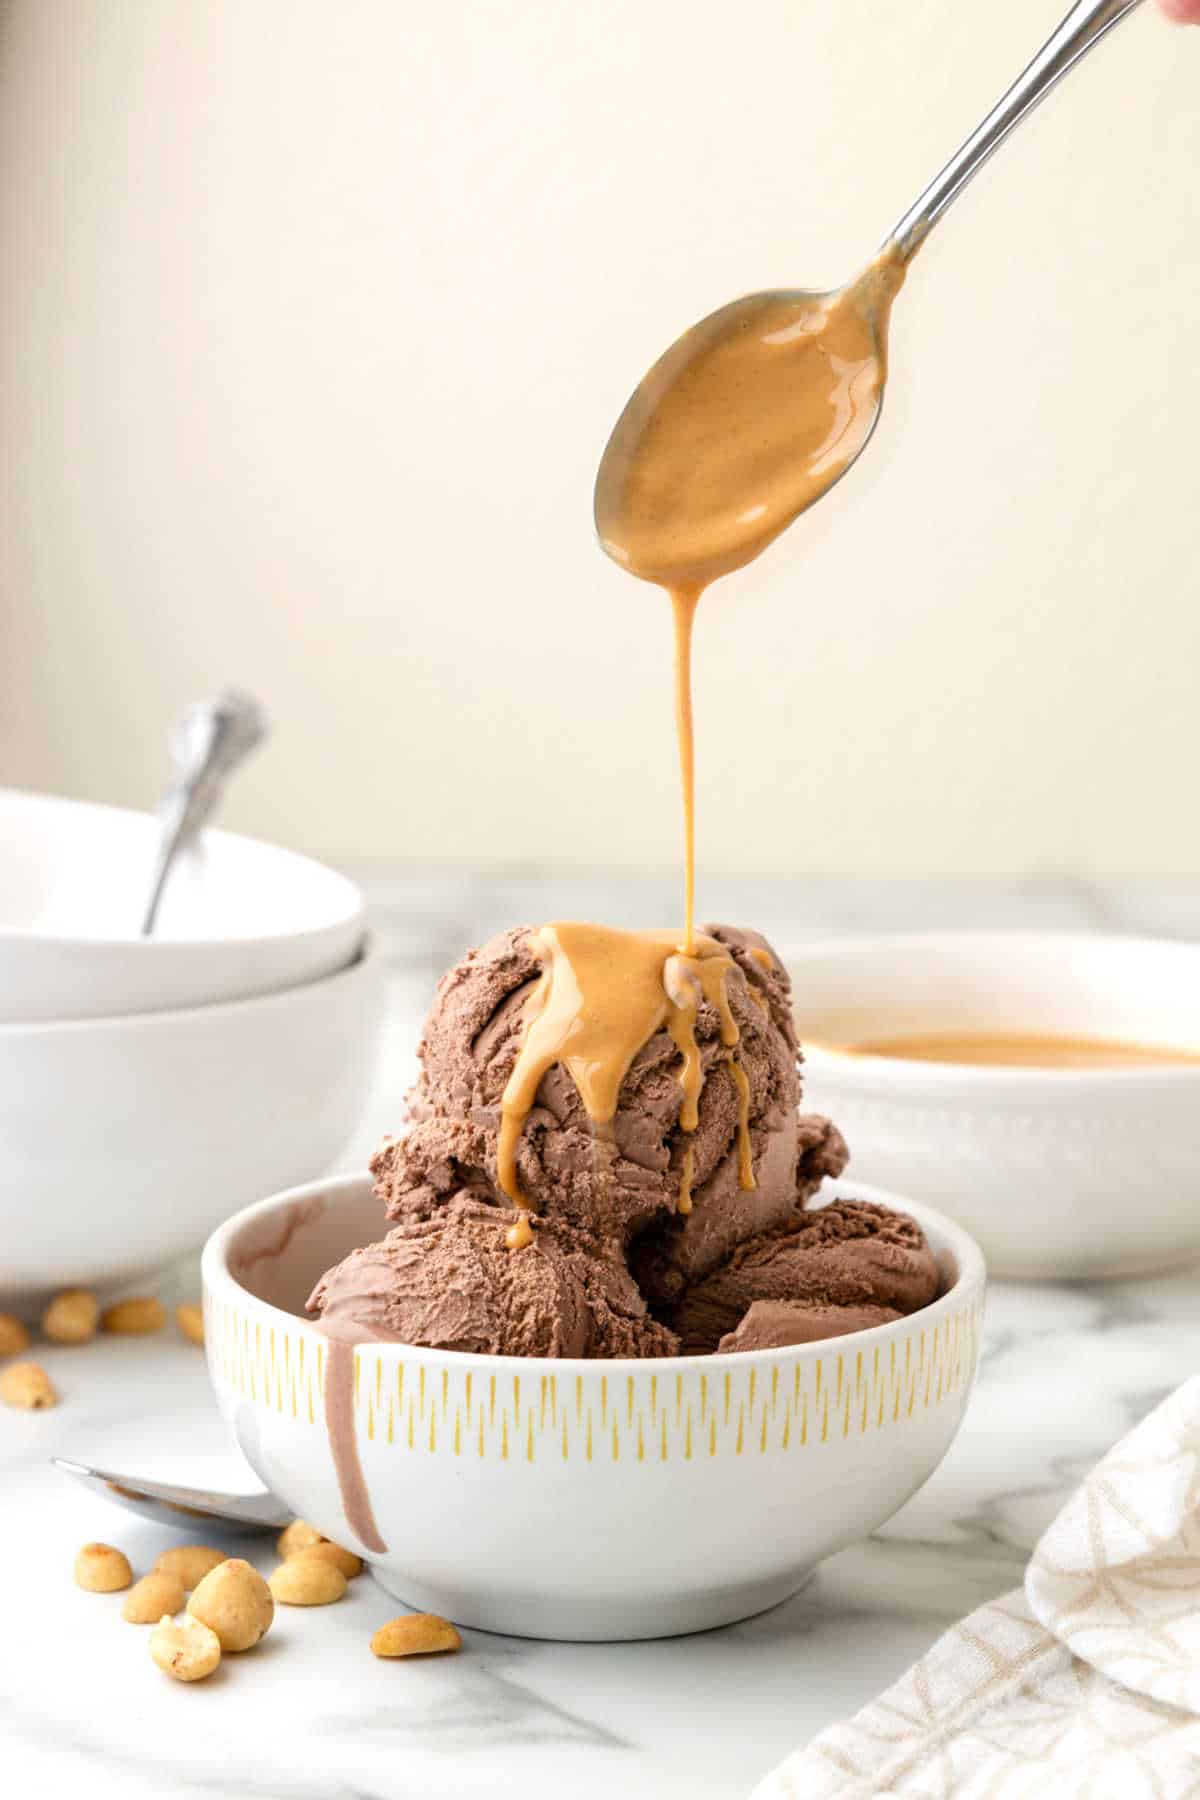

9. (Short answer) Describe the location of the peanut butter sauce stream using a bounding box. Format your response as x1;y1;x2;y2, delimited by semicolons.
599;248;906;973
498;252;907;1247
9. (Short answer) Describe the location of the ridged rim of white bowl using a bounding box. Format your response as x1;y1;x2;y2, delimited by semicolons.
203;1171;986;1376
1;788;365;949
790;930;1200;1087
0;934;379;1037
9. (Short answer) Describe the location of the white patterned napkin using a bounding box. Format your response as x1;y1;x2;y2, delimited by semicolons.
753;1377;1200;1799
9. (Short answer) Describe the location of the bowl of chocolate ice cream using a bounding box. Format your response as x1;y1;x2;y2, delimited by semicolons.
202;924;984;1640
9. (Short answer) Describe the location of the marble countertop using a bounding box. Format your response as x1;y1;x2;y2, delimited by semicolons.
6;874;1200;1800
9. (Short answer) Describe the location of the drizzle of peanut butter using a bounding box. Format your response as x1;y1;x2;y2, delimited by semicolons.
677;1142;695;1216
504;1212;535;1251
502;260;910;1251
596;249;907;958
498;922;754;1242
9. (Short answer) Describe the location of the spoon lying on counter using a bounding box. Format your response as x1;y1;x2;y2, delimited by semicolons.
53;1457;289;1535
595;0;1146;592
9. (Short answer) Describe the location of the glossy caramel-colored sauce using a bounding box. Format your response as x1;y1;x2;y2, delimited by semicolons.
677;1142;695;1216
824;1031;1200;1070
671;585;702;952
504;1213;535;1251
596;248;906;592
497;922;755;1235
596;249;906;953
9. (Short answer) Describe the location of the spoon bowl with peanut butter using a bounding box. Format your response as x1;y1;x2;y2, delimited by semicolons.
595;260;903;591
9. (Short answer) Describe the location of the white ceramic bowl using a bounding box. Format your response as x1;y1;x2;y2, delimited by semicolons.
790;932;1200;1281
0;789;366;1022
0;945;385;1305
202;1173;984;1642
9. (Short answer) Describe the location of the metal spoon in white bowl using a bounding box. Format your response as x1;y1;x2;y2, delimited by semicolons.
595;0;1146;592
140;690;268;936
53;1457;290;1534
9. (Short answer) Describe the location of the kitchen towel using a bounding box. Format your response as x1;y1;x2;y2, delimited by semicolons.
754;1375;1200;1798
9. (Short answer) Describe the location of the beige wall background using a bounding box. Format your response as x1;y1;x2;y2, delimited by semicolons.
1;0;1197;877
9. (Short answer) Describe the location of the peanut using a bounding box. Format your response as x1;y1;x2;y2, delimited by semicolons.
276;1519;324;1560
42;1288;99;1345
123;1571;186;1623
150;1613;221;1682
154;1545;228;1589
74;1542;133;1592
269;1558;347;1607
187;1558;273;1651
370;1614;461;1658
0;1313;30;1357
101;1296;166;1335
176;1303;204;1346
1;1360;58;1409
293;1540;363;1581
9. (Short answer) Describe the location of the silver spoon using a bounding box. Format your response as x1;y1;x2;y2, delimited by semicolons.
887;0;1145;263
594;0;1147;590
141;689;268;936
53;1457;290;1535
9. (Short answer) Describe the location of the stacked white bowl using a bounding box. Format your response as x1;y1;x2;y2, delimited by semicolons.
0;790;385;1307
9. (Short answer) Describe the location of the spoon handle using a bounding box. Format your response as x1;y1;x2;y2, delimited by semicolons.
886;0;1146;260
140;690;267;936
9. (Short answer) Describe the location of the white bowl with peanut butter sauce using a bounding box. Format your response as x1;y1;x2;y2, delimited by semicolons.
791;933;1200;1282
203;1171;983;1642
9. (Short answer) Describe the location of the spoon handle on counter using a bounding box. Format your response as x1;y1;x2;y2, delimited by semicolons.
886;0;1146;260
52;1457;291;1532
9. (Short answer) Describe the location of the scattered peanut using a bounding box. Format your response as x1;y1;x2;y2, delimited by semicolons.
150;1613;221;1682
269;1558;347;1607
276;1518;324;1560
74;1542;133;1592
42;1288;99;1345
154;1545;228;1589
293;1540;363;1581
176;1303;204;1346
187;1558;273;1651
101;1296;167;1335
1;1360;58;1409
0;1313;30;1357
370;1614;461;1659
122;1571;186;1623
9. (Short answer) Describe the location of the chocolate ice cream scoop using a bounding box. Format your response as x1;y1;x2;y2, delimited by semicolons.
630;1110;848;1312
308;1197;678;1360
716;1299;903;1354
373;922;801;1250
312;921;939;1374
669;1198;940;1356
